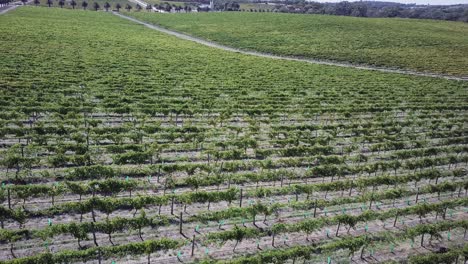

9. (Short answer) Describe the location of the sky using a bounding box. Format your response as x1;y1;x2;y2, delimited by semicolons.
311;0;468;5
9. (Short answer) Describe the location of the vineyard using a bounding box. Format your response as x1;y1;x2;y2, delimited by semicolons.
0;6;468;264
125;11;468;77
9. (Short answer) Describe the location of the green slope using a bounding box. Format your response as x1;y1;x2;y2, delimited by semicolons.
125;12;468;77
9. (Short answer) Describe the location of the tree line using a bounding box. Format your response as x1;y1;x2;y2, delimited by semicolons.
217;0;468;22
30;0;143;11
268;1;468;22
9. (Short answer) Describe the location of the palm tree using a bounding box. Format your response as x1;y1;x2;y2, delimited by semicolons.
115;3;121;11
81;0;88;9
93;2;99;10
70;0;76;8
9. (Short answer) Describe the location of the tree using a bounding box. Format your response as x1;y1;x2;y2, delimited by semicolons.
104;1;110;11
299;219;319;242
335;214;358;237
2;230;21;258
334;1;352;16
49;183;65;206
70;0;76;9
381;6;402;18
132;210;150;241
20;0;27;5
0;207;11;229
100;218;121;245
68;222;89;249
33;0;40;6
248;202;267;228
93;2;100;10
46;0;52;7
136;3;142;11
232;225;245;252
66;182;88;202
115;3;121;11
125;3;132;11
351;3;367;17
271;223;287;247
82;1;88;9
58;0;64;8
146;4;152;11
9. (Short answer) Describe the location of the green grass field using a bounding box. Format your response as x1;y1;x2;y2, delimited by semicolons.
125;12;468;77
0;6;467;264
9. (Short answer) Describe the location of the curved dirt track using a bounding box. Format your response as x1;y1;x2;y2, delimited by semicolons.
0;4;20;14
113;12;468;82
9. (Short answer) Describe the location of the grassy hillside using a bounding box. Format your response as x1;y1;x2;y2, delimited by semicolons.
125;12;468;76
0;7;467;264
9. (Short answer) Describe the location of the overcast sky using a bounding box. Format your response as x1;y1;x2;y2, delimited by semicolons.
311;0;468;5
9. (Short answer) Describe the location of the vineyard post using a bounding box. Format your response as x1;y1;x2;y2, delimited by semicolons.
313;199;317;218
171;196;175;215
272;231;275;247
7;188;11;209
191;235;195;257
239;189;243;208
97;249;102;264
415;188;420;203
157;166;160;183
179;211;184;237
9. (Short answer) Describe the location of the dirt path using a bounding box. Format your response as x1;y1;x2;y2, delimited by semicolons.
112;12;468;82
0;4;20;14
0;0;35;14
